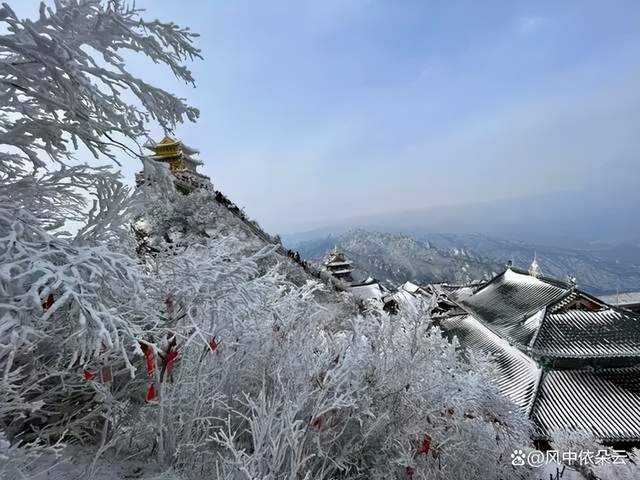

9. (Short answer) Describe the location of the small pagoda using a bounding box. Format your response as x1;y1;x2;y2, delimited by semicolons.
136;136;212;193
324;247;354;283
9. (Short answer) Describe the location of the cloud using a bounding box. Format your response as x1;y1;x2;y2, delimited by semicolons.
13;0;640;238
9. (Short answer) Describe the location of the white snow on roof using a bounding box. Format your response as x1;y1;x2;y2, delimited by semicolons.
390;289;420;311
349;283;384;301
523;308;545;334
440;314;541;412
326;261;351;267
449;286;475;300
331;268;353;275
502;267;548;287
401;281;420;294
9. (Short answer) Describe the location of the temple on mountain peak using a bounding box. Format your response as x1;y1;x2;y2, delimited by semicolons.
324;247;354;283
136;135;212;193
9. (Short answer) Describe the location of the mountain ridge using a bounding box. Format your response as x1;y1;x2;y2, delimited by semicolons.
292;229;503;288
291;229;640;295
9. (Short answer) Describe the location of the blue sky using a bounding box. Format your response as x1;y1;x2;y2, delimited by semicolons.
14;1;640;234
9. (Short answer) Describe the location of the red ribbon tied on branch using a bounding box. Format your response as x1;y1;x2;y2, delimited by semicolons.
311;417;323;430
146;383;157;402
139;342;155;376
164;349;178;372
42;293;55;311
417;434;431;455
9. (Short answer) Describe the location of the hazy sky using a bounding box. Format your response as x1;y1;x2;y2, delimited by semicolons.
13;1;640;234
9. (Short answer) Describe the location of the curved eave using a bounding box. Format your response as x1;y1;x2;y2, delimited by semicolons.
531;350;640;359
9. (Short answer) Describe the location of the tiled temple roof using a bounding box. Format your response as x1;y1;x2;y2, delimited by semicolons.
532;368;640;442
326;261;351;267
445;268;640;359
440;314;541;412
452;268;568;347
437;267;640;441
532;309;640;358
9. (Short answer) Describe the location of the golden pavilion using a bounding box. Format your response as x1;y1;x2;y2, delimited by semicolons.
137;136;212;193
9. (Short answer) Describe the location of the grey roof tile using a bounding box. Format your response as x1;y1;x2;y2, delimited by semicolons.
532;309;640;358
440;314;541;412
455;269;568;347
532;368;640;442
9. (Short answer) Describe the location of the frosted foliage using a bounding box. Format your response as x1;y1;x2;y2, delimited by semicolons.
550;429;640;479
1;3;541;479
112;192;536;480
0;0;201;447
0;199;156;442
0;431;65;479
0;0;200;176
205;319;534;480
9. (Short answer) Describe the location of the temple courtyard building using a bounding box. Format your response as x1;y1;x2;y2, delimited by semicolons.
433;267;640;446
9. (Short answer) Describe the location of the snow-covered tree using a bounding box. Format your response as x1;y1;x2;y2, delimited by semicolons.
0;0;200;449
0;3;561;480
106;191;536;480
0;0;199;177
548;428;640;480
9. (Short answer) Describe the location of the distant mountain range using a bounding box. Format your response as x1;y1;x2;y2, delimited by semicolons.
281;176;640;249
289;230;640;295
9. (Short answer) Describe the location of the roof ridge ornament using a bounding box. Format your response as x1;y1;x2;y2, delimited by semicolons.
528;253;543;278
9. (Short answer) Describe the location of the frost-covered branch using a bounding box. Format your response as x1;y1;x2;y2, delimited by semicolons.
0;0;201;449
0;0;200;176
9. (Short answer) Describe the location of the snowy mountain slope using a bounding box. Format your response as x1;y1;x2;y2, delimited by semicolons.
145;188;353;306
421;233;640;295
293;229;503;286
291;229;640;294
